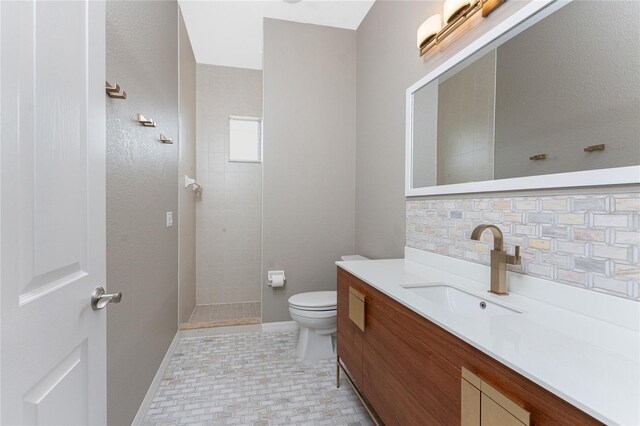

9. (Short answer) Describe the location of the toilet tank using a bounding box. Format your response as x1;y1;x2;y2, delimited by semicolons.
341;255;369;261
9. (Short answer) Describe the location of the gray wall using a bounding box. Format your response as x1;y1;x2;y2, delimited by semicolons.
262;19;356;323
179;9;197;325
106;2;179;424
196;65;263;305
355;0;532;259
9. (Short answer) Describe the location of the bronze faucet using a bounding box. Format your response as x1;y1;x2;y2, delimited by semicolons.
470;224;521;295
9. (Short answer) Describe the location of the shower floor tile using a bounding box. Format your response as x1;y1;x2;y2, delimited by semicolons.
181;302;261;330
142;331;373;425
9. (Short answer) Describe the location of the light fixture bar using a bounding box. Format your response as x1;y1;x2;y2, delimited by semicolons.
419;0;505;57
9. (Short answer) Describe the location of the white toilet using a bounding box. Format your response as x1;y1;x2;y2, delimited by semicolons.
288;255;368;361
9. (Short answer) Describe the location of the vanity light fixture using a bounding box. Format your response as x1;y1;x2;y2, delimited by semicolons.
418;0;505;57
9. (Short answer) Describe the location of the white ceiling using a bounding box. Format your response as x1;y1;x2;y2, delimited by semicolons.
179;0;375;70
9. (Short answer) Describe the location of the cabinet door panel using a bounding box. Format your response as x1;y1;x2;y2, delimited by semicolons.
362;348;434;425
364;299;460;424
363;316;458;425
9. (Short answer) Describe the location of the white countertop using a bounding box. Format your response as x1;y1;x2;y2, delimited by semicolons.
336;248;640;426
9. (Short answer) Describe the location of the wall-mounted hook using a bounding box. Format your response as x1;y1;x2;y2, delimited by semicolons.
159;134;173;144
584;144;605;153
529;154;547;161
106;81;127;99
137;113;156;127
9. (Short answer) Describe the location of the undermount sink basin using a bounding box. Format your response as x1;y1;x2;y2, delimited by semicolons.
401;283;521;317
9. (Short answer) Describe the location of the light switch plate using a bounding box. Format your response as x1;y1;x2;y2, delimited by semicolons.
166;212;173;227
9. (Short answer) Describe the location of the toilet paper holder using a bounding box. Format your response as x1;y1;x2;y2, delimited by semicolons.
267;270;286;287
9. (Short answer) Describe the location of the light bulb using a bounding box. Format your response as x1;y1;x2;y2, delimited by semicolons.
417;14;442;49
444;0;471;23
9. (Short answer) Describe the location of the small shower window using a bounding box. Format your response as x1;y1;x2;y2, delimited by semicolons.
229;116;262;163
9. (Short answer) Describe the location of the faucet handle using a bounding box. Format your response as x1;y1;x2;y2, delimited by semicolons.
507;245;521;265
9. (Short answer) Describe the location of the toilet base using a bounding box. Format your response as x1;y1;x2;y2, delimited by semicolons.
296;327;335;361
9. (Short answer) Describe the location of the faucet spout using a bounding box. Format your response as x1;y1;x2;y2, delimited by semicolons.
470;224;520;295
470;224;504;251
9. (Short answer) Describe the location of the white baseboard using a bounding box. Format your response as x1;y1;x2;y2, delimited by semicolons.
261;320;298;333
132;330;181;425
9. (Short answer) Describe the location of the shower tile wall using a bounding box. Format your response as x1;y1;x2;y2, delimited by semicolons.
196;64;263;305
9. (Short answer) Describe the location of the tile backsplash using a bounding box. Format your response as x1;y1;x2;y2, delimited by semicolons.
406;192;640;300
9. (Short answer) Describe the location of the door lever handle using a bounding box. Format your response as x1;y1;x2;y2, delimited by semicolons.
91;287;122;310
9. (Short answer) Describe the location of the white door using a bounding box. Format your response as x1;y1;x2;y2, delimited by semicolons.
1;1;108;425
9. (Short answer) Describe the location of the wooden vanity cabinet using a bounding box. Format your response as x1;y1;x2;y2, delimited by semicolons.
336;270;366;386
336;267;602;426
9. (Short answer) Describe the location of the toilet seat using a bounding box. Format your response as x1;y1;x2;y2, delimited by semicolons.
288;291;336;311
289;306;336;319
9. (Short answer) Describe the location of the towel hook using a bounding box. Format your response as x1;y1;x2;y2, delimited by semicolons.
529;153;547;161
137;113;157;127
106;81;127;99
584;144;605;153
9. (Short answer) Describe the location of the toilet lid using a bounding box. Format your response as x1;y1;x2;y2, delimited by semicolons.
288;291;337;310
